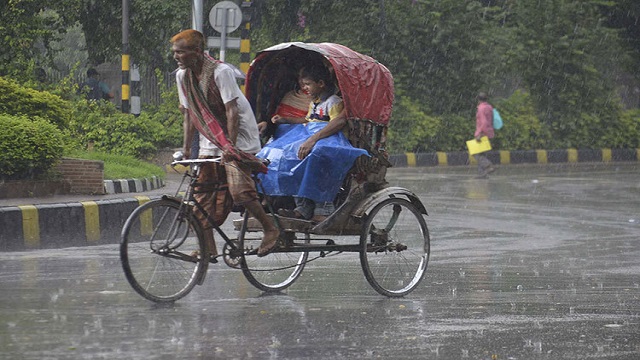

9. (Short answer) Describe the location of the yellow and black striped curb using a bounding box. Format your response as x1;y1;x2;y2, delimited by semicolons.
388;148;640;167
103;176;164;194
2;148;637;251
0;196;158;251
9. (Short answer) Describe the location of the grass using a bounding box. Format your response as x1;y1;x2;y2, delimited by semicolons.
65;150;166;180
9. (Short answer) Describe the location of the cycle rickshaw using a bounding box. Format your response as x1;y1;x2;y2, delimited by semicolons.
120;42;430;302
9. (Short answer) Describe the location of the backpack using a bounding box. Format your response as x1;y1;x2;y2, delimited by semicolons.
492;108;503;130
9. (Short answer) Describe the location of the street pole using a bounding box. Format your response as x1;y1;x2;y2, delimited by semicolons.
219;9;228;62
192;0;204;32
121;0;130;113
240;0;252;93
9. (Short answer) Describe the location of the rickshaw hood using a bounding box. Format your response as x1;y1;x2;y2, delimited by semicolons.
247;42;394;126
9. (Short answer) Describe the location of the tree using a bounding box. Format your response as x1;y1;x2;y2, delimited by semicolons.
0;1;76;79
505;0;625;147
72;1;189;72
380;0;505;115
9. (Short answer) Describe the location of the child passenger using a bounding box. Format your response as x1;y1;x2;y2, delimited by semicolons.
259;64;365;222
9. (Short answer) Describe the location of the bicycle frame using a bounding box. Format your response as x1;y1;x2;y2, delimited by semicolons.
169;158;250;257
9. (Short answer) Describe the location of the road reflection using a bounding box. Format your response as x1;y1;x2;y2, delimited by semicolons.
1;163;639;359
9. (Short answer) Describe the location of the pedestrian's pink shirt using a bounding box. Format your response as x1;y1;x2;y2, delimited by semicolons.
475;102;494;138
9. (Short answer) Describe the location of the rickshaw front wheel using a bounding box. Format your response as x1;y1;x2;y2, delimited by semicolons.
360;197;430;297
120;198;208;303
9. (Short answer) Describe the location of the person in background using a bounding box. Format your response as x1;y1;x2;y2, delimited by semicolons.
81;68;114;101
171;29;280;257
474;92;496;178
257;67;311;143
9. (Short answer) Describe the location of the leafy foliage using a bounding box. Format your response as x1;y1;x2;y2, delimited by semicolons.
490;91;550;151
68;100;176;160
140;69;183;148
506;1;624;131
0;114;65;180
2;0;640;157
0;2;78;79
387;96;440;153
72;1;190;71
0;77;72;129
0;75;181;180
604;109;640;148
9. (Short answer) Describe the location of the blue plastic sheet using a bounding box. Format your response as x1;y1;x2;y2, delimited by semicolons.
273;123;295;140
257;122;369;202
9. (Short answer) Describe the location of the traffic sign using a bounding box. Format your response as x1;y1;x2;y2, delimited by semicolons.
207;37;240;49
209;1;242;34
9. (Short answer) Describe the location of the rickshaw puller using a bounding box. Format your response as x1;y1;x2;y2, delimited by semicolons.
171;29;280;257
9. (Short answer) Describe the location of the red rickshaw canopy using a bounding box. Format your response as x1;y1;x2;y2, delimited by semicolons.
246;42;394;126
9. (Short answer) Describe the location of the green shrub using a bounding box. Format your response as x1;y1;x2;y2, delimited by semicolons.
600;108;640;148
388;96;475;153
0;114;65;180
388;96;441;153
67;73;182;160
0;76;72;129
69;100;173;160
141;72;183;149
432;113;475;152
491;90;550;150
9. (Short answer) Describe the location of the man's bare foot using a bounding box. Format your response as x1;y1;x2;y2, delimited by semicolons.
257;228;280;257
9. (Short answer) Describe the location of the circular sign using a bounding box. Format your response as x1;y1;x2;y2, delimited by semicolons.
209;1;243;33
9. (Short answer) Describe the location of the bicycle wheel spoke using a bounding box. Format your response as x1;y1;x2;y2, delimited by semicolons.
121;199;207;302
238;213;308;292
360;198;430;297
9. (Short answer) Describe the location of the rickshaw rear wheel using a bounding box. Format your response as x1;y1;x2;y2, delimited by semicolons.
238;211;309;292
360;197;430;297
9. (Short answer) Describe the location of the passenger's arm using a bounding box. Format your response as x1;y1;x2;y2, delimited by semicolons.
297;112;347;159
271;114;308;125
257;121;268;135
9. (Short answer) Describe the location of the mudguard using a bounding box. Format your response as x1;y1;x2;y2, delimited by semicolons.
350;186;427;219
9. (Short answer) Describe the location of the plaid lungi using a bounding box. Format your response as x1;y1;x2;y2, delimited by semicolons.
193;156;258;229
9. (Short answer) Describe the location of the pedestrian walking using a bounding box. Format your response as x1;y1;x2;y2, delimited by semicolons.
473;92;496;178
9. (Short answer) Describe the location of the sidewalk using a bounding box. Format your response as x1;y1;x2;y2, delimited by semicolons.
0;172;183;207
0;171;185;252
1;147;638;252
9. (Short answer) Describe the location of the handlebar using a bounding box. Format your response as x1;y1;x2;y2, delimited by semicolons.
171;151;269;169
171;158;223;166
171;151;222;167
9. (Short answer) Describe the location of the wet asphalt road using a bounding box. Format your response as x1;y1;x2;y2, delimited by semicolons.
1;163;639;360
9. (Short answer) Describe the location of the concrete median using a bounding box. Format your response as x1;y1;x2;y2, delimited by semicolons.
0;196;155;252
388;148;639;167
1;147;638;251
